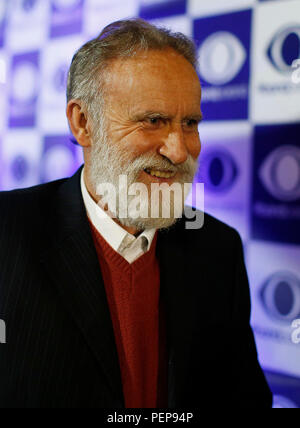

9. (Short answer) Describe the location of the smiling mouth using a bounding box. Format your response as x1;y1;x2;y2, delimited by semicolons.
144;168;177;179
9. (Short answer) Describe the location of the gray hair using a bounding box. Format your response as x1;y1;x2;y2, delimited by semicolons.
67;18;198;126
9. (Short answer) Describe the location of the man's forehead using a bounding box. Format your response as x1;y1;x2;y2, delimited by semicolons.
103;51;201;108
104;48;200;86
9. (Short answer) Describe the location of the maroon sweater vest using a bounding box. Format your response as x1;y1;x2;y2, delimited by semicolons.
89;220;168;408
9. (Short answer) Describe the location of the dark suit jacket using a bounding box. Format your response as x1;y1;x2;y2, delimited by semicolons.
0;167;272;408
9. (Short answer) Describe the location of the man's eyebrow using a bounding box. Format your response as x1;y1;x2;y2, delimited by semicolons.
131;111;170;121
132;111;204;122
182;114;204;123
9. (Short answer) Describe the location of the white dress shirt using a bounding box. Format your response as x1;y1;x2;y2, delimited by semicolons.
80;169;157;264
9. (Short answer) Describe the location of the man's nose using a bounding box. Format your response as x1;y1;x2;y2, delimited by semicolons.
158;127;188;165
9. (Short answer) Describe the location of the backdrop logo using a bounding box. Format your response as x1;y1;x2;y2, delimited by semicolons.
139;0;186;20
50;0;83;37
41;135;79;183
42;145;74;182
198;32;246;85
267;25;300;74
199;148;238;193
11;155;29;181
259;145;300;202
9;51;40;127
260;271;300;323
11;61;39;103
193;9;251;120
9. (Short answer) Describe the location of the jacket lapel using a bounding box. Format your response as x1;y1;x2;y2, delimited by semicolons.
40;167;124;406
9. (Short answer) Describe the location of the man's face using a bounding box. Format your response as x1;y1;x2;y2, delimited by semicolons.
88;48;202;231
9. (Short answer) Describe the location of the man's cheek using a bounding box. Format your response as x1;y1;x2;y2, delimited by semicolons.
125;132;160;156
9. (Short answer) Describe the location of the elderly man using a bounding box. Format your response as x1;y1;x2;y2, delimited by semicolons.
0;19;272;408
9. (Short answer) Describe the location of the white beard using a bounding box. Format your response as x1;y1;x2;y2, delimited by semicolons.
89;130;199;231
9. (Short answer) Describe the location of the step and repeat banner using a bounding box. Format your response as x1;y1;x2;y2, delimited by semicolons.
0;0;300;408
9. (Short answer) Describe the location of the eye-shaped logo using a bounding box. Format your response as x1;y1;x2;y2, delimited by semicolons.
11;61;39;103
11;155;29;181
273;395;298;409
259;145;300;202
198;31;247;86
52;64;68;92
42;145;75;182
22;0;37;12
199;148;238;193
51;0;82;10
267;25;300;73
260;271;300;323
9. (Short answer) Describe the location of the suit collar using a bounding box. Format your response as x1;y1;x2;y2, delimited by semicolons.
40;167;198;407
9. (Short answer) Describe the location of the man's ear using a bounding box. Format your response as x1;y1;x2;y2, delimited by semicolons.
66;99;92;148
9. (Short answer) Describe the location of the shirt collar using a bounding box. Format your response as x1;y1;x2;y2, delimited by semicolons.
80;168;157;253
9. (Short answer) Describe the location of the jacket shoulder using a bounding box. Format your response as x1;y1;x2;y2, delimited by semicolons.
0;178;67;209
0;179;67;234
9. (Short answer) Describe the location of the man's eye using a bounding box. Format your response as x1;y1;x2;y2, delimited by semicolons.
144;117;164;127
186;119;198;127
148;118;160;124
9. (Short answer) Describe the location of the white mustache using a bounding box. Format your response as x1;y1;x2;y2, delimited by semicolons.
128;153;198;179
